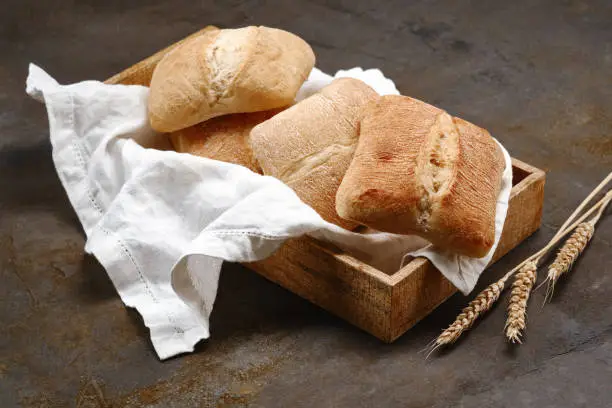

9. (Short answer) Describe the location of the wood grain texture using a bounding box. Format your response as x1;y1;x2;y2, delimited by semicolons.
246;160;545;342
245;237;395;338
108;29;546;343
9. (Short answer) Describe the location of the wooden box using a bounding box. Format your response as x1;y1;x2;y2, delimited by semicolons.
107;27;546;342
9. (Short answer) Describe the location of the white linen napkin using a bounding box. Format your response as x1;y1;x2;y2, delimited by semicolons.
26;64;512;359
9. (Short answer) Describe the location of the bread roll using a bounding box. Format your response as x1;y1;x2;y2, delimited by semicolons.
169;109;284;173
250;78;379;229
336;95;505;257
148;26;315;132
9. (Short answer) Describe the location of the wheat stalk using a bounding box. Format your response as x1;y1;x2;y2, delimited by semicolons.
548;222;594;282
434;275;508;348
505;260;538;343
544;195;610;300
504;192;611;342
552;172;611;241
427;183;611;354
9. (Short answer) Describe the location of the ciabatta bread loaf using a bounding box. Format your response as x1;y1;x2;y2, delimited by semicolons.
336;95;505;257
169;109;284;173
250;78;379;229
148;26;315;132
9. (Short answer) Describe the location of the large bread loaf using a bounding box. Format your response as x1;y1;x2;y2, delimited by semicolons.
336;95;505;257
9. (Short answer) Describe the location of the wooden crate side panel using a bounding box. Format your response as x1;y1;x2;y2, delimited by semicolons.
245;237;394;339
389;257;455;341
389;167;545;341
493;167;546;259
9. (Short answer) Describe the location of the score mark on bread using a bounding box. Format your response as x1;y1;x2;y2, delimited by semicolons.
250;78;379;229
416;111;460;229
148;26;315;133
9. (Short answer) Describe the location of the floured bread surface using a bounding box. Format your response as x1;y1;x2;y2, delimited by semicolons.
148;26;315;133
336;95;505;257
169;108;284;173
415;109;460;229
250;78;379;229
205;27;255;105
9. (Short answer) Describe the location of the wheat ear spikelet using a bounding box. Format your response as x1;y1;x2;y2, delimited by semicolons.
548;222;594;283
433;272;512;350
545;195;610;299
505;260;538;343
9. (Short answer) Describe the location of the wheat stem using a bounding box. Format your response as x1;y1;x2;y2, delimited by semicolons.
553;172;611;241
500;191;610;281
501;192;611;340
591;194;611;224
528;191;611;264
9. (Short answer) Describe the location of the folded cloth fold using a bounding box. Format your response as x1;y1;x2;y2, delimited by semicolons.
26;64;512;359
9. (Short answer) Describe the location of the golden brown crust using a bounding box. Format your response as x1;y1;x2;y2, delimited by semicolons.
148;32;220;133
433;117;504;256
250;78;379;229
148;26;315;133
336;95;505;257
169;108;284;173
229;27;315;114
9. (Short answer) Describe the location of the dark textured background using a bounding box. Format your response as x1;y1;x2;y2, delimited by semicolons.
1;1;611;407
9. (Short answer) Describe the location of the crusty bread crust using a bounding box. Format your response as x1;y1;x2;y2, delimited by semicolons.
148;26;315;133
169;108;285;173
250;78;379;229
336;95;505;257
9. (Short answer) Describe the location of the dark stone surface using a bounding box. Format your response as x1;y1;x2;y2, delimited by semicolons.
1;1;611;407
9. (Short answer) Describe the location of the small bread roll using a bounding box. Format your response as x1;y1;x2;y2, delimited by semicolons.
169;109;284;173
250;78;379;229
148;26;315;133
336;95;505;258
